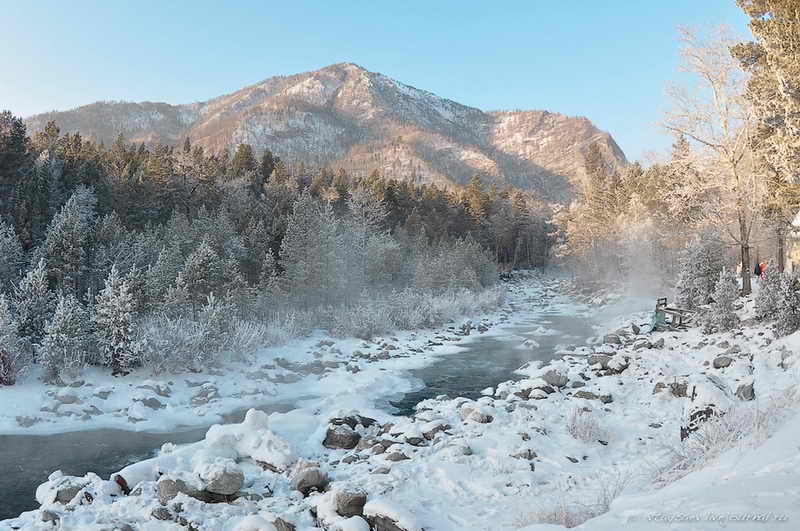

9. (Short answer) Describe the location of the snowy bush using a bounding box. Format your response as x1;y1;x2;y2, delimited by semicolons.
675;232;725;309
330;299;390;339
138;314;204;373
755;265;783;320
704;268;739;333
652;390;796;488
566;407;606;442
39;293;91;382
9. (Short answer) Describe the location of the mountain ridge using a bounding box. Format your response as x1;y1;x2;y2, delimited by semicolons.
25;63;626;200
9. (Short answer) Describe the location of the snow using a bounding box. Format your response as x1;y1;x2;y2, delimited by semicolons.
3;273;800;530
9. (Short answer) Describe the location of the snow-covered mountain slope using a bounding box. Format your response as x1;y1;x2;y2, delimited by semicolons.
25;63;626;200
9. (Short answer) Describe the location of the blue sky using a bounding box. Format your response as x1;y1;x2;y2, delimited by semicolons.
1;1;749;161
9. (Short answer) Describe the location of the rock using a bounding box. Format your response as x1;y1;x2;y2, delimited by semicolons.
735;382;755;401
200;463;244;496
274;518;296;531
385;451;410;462
41;510;60;523
371;444;386;454
372;467;391;474
652;338;665;349
510;449;537;460
190;383;220;405
156;478;196;505
140;397;165;410
151;507;173;521
566;456;579;463
631;324;640;335
290;467;328;496
713;356;733;369
542;369;568;388
55;392;79;405
669;382;688;398
323;425;361;450
717;340;730;349
653;382;666;394
603;334;621;345
335;489;368;517
54;480;87;504
16;415;40;427
726;345;742;355
633;340;651;351
607;356;629;373
422;422;450;440
405;435;425;446
573;390;613;404
588;354;611;369
571;381;585;388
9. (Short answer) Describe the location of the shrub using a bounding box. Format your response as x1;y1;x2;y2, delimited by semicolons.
567;407;606;442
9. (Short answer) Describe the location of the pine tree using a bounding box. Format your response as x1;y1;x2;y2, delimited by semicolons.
182;239;226;308
13;258;55;346
775;273;800;336
231;143;257;178
675;232;726;309
707;269;740;332
755;265;783;319
33;186;97;294
259;149;279;185
0;217;26;291
0;294;25;385
93;264;139;374
40;293;90;382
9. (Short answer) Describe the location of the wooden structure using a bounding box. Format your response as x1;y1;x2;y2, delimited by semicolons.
653;297;693;330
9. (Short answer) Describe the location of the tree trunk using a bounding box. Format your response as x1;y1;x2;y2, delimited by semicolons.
741;243;752;295
777;225;786;273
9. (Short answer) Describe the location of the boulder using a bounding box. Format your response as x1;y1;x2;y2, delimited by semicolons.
633;340;651;351
290;467;328;496
335;489;368;517
652;337;665;349
588;354;612;369
542;369;568;388
323;425;361;450
140;397;165;410
384;452;410;462
151;507;172;521
573;390;613;404
156;478;196;505
713;356;733;369
735;382;755;401
603;334;621;345
199;462;244;496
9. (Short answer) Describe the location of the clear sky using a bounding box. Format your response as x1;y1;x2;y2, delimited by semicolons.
1;1;749;162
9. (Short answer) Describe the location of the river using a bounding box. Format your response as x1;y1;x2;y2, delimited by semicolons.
0;302;594;520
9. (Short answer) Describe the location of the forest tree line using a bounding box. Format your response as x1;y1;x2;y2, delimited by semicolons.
0;111;552;385
553;0;800;337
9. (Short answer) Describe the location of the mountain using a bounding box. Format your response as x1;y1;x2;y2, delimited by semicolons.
26;63;626;200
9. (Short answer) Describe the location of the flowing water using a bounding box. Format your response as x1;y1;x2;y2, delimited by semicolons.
390;311;595;415
0;307;595;520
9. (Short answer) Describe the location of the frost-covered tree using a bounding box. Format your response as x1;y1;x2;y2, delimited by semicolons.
13;258;55;346
775;273;800;337
755;265;783;320
40;293;90;382
182;239;227;309
0;217;26;291
33;186;97;294
706;269;740;332
280;191;344;307
675;232;726;309
93;264;139;374
146;243;184;306
0;294;25;385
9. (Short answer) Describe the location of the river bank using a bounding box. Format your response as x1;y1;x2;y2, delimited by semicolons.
4;273;797;530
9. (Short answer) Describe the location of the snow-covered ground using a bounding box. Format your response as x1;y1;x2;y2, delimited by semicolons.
2;274;799;531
